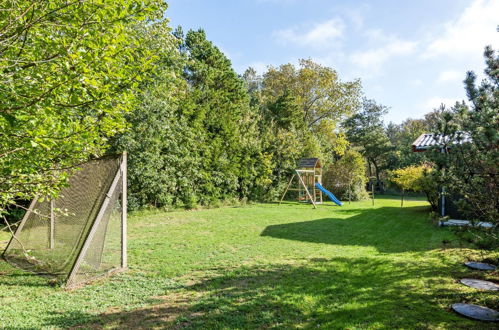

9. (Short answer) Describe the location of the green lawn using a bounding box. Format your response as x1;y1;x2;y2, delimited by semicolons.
0;196;497;329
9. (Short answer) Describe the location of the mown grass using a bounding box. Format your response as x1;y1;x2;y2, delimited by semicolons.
0;196;497;329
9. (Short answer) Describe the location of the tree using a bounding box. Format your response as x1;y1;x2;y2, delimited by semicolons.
343;99;393;190
429;42;498;248
181;29;269;204
0;0;167;215
386;119;429;169
242;67;263;106
424;107;447;131
389;165;427;207
418;167;440;212
323;149;368;201
262;59;361;128
109;24;199;208
266;90;304;130
256;59;361;168
239;60;362;200
112;28;273;208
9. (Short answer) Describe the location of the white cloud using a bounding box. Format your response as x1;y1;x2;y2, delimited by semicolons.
340;3;370;30
424;0;499;59
436;70;463;84
350;34;417;72
363;28;393;44
274;18;345;48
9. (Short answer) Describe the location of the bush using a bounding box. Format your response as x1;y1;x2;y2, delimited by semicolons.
323;150;368;201
389;164;438;208
418;168;439;212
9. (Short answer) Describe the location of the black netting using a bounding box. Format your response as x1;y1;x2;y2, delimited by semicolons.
3;155;124;286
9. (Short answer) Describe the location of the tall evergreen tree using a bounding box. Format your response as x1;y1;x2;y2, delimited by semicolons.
431;42;498;248
181;29;269;203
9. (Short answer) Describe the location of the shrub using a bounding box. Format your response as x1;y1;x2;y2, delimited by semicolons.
389;164;438;207
323;150;368;201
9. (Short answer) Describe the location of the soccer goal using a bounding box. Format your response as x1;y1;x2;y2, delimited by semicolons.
2;153;127;288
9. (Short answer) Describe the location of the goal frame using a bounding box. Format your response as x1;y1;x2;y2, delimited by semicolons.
2;152;128;288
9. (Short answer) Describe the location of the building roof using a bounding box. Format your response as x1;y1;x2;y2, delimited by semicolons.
412;132;472;152
297;158;321;168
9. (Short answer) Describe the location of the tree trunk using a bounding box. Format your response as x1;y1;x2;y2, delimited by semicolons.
424;190;438;211
366;159;373;191
371;159;382;192
401;189;404;207
348;184;351;204
371;184;375;206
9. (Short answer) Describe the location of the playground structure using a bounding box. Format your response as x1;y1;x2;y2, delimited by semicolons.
280;158;342;208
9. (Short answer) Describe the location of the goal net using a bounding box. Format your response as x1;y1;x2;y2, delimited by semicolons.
2;153;127;288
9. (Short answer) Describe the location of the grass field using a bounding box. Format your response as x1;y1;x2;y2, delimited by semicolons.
0;196;498;329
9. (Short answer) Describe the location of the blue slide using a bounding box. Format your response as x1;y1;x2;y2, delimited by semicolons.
315;183;343;206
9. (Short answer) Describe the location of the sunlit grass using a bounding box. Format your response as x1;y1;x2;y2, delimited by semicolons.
0;196;497;328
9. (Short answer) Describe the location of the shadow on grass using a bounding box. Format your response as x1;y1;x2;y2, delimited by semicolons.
261;206;448;253
0;266;53;287
44;256;497;329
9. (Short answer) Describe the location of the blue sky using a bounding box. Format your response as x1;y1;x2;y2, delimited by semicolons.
166;0;498;123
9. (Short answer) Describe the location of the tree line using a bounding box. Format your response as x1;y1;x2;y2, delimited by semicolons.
1;1;497;249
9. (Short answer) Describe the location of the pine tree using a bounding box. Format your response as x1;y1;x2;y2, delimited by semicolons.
432;42;498;248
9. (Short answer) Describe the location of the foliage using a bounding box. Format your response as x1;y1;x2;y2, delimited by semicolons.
323;149;368;201
389;165;426;192
109;26;195;208
111;28;271;208
386;118;429;169
262;59;361;128
260;59;361;161
343;99;393;190
259;126;303;200
2;197;493;329
0;0;167;214
418;168;440;212
183;29;273;204
429;44;498;247
389;164;439;208
237;60;362;201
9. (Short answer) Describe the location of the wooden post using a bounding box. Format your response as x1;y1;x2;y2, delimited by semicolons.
279;174;295;205
2;196;38;258
441;186;445;216
299;177;302;201
319;166;323;204
371;183;375;206
440;147;446;216
121;152;128;269
296;171;316;209
312;173;316;203
49;199;55;249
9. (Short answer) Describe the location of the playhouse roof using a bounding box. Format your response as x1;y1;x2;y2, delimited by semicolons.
412;132;471;152
297;158;321;168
